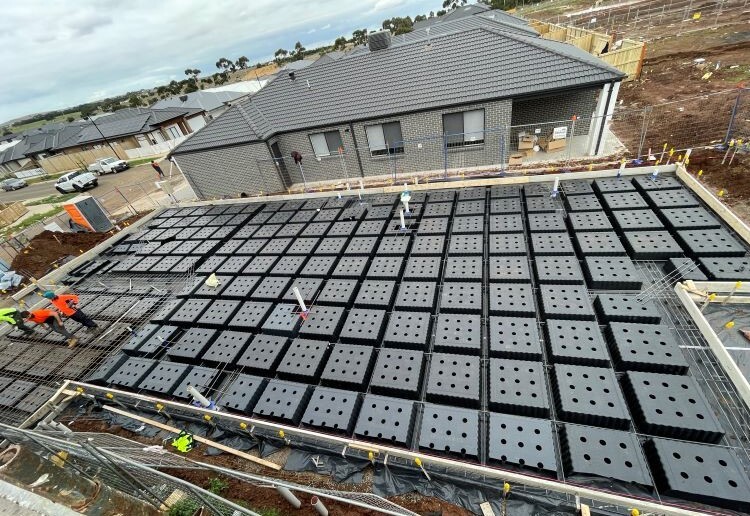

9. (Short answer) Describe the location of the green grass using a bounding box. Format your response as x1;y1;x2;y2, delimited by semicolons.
9;112;82;133
127;157;158;167
25;193;77;206
167;499;200;516
26;172;68;186
206;477;229;495
1;206;64;238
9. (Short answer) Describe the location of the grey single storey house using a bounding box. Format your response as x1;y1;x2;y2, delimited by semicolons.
171;10;624;199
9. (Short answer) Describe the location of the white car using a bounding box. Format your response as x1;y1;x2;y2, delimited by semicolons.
55;171;98;193
88;157;129;175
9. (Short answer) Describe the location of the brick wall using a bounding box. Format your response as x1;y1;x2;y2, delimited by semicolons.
175;143;279;199
511;87;601;137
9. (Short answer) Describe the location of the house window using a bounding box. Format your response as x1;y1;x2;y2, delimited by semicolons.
443;109;485;148
365;122;404;156
168;126;181;139
309;130;344;157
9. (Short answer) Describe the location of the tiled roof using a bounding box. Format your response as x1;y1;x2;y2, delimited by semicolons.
171;103;262;153
172;16;623;155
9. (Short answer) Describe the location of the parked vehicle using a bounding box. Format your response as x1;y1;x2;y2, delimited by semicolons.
0;178;28;191
87;157;129;175
55;171;98;193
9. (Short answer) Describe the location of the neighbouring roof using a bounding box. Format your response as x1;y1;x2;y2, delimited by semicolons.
203;79;268;95
151;90;247;113
280;59;316;72
172;11;623;156
310;51;347;68
170;103;262;154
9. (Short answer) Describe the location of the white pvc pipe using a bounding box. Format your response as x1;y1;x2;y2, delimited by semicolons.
186;386;210;408
310;496;328;516
292;286;307;313
403;199;409;213
552;177;559;193
275;486;301;509
399;209;406;229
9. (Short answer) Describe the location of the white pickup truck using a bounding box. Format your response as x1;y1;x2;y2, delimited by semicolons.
55;171;98;193
87;156;129;175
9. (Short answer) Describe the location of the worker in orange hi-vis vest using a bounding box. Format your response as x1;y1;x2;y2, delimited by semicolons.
25;308;78;348
43;291;99;331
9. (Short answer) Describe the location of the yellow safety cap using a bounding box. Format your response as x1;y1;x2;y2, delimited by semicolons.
736;281;743;288
414;457;422;467
155;403;164;411
105;393;114;399
278;430;285;438
630;510;640;516
708;293;717;301
725;321;735;329
368;451;374;461
75;387;84;393
203;414;212;422
239;422;248;430
503;482;511;494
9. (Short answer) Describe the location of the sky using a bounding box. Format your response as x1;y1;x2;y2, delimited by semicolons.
0;0;438;125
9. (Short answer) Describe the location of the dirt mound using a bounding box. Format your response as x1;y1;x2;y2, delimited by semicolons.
10;230;112;280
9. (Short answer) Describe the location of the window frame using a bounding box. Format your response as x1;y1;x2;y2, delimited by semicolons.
365;121;404;157
308;130;344;158
442;109;485;148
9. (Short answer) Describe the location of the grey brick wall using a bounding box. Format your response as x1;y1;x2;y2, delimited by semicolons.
351;99;512;177
175;143;280;200
511;87;601;137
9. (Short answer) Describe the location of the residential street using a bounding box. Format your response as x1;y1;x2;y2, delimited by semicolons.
0;161;177;203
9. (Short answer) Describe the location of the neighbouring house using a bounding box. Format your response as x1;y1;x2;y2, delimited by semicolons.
0;107;205;175
170;8;625;199
52;106;205;154
151;90;250;132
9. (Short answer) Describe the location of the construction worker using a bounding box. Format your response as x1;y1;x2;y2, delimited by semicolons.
25;308;78;348
43;291;99;331
0;307;33;334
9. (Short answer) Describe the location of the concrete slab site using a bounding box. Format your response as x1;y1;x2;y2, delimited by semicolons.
2;166;750;514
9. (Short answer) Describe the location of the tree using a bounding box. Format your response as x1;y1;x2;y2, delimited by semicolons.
184;68;201;80
2;128;12;136
274;48;288;65
352;29;368;45
128;94;143;108
292;41;305;61
414;14;427;22
333;36;347;51
184;82;199;93
66;116;74;122
442;0;467;8
437;9;447;15
382;16;413;35
235;56;250;69
429;11;435;17
215;57;236;73
479;0;505;8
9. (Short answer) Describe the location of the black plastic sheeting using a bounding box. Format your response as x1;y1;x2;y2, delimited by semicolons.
284;448;368;484
373;463;577;515
703;304;750;380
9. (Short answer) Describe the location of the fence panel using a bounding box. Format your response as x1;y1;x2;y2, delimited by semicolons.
123;135;188;160
38;145;128;175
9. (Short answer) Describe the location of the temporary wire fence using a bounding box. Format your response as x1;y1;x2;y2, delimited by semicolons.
547;0;749;37
0;423;421;516
250;89;747;196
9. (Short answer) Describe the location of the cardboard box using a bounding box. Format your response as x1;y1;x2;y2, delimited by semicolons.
539;137;566;152
518;135;535;150
509;153;524;165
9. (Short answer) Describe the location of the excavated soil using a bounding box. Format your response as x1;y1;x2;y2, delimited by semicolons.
9;214;146;280
67;418;472;516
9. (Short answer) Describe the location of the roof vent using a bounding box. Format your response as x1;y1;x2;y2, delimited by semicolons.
289;71;296;81
179;95;188;102
368;30;392;52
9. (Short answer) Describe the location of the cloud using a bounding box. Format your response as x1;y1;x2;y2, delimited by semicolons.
0;0;435;123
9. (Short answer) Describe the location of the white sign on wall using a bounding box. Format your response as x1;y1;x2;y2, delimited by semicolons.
552;126;568;140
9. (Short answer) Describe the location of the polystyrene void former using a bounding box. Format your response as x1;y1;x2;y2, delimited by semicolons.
561;424;653;488
622;371;724;443
582;256;643;290
354;394;415;446
426;353;480;408
605;322;689;374
545;319;610;367
369;348;425;399
594;295;661;324
433;313;481;354
488;358;550;418
539;285;596;321
253;378;311;425
320;343;374;390
339;308;387;344
645;437;750;512
418;403;480;460
301;385;361;435
488;316;542;360
553;364;630;430
487;413;557;475
383;312;432;350
489;283;535;317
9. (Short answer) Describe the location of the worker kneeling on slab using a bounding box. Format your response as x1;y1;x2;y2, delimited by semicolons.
24;308;78;348
0;306;34;334
43;291;99;333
